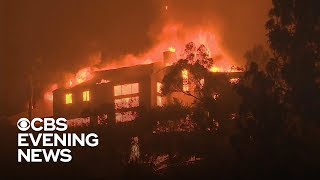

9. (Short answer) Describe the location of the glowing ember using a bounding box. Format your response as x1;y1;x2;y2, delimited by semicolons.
213;93;220;100
182;69;189;92
168;47;176;53
210;66;220;72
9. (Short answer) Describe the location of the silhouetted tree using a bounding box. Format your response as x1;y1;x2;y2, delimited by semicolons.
162;42;239;130
266;0;320;125
235;62;285;145
235;0;320;145
232;0;320;175
244;45;270;71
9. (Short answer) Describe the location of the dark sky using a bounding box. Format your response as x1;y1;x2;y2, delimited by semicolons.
0;0;271;116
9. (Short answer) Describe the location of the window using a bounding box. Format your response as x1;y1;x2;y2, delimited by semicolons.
114;83;139;96
115;111;137;123
114;85;121;96
229;78;240;84
121;84;131;95
114;96;139;110
83;91;90;101
157;96;163;106
182;69;189;92
157;82;162;94
65;93;72;104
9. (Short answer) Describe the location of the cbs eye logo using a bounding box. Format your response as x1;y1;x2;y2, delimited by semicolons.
17;118;31;131
16;118;68;132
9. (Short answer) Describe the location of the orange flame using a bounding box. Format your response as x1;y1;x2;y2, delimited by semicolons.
210;66;220;72
75;67;93;84
168;47;176;53
65;67;93;88
44;22;241;100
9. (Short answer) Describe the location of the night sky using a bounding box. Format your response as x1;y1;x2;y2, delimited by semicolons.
0;0;271;116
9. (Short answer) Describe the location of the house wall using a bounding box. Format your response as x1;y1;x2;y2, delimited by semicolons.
160;72;243;107
53;61;242;125
53;83;113;119
112;76;152;119
53;75;154;123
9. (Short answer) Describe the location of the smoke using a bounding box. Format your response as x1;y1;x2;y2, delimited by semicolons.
0;0;271;116
164;0;272;62
0;0;161;115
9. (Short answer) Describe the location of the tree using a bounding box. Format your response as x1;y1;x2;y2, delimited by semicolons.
235;61;285;145
244;45;270;71
162;42;239;130
231;1;320;174
266;0;320;125
162;42;213;100
235;0;320;145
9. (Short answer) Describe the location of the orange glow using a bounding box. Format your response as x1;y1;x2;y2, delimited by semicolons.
210;66;220;72
229;78;240;84
157;82;162;94
44;22;241;101
114;96;139;110
83;91;90;101
114;83;139;96
200;78;205;88
115;111;137;123
76;68;93;84
96;79;110;84
65;67;94;88
44;84;58;101
168;47;175;53
65;93;72;104
94;22;238;73
114;85;121;96
182;69;189;92
182;69;188;79
157;96;163;106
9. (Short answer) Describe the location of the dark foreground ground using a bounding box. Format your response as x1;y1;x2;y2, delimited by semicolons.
1;122;319;179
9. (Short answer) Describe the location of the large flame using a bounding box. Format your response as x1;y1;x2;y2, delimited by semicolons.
168;47;176;53
210;66;220;72
64;67;94;88
44;22;241;102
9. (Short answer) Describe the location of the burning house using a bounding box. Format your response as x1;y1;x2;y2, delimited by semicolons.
52;50;242;126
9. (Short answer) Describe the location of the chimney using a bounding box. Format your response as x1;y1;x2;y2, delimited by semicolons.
163;51;177;66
